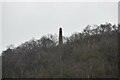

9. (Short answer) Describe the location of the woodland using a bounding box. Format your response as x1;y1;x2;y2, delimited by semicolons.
2;22;120;78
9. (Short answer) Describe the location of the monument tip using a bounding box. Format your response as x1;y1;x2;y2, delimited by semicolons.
59;27;63;45
59;27;62;30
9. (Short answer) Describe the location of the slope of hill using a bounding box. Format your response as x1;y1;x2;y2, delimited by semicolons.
2;23;120;78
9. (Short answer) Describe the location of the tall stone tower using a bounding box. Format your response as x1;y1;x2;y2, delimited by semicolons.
59;27;63;45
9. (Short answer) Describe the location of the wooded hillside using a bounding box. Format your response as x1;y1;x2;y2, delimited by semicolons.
2;22;120;78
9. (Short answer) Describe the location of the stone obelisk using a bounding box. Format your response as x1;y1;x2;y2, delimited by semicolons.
59;27;63;45
59;27;63;78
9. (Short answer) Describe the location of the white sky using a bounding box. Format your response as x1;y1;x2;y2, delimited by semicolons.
1;0;119;2
0;1;119;52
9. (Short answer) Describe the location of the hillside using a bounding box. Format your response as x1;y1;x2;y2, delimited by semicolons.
2;23;120;78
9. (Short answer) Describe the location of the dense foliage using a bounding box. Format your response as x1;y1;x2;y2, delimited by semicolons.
2;22;120;78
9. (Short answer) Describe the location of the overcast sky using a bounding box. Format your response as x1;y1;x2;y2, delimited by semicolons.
1;2;118;52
